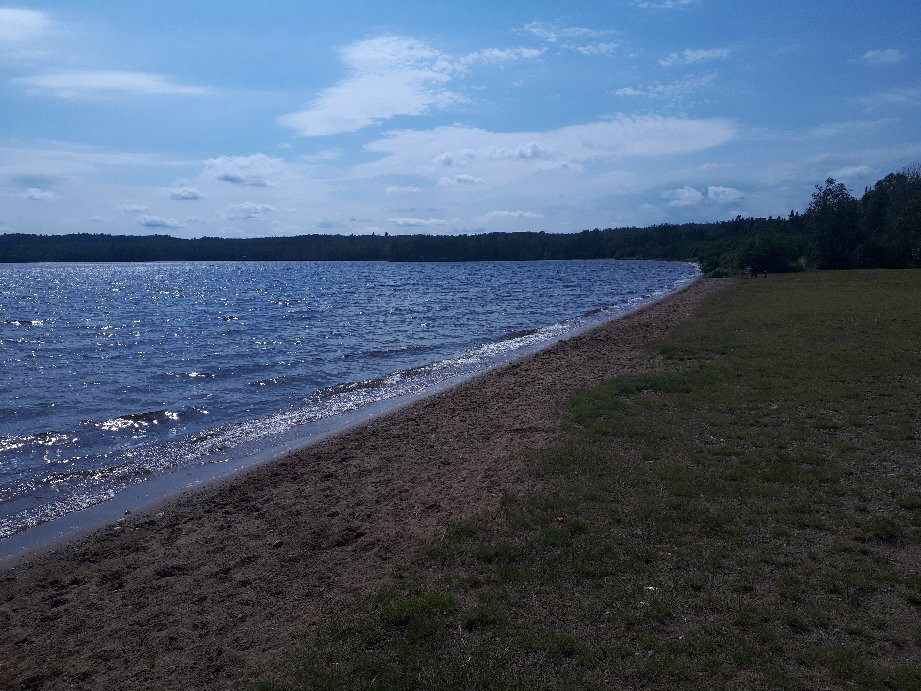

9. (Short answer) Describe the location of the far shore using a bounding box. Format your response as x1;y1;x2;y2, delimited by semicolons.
0;277;721;690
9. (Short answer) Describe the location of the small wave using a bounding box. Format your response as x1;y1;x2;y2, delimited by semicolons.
322;377;389;396
2;319;44;326
42;464;148;485
95;410;179;431
0;436;28;453
0;431;77;453
499;327;540;340
341;344;433;361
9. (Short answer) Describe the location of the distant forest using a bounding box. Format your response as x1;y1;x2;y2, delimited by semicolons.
2;167;919;275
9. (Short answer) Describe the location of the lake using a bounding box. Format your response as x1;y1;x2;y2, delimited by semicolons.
0;259;698;544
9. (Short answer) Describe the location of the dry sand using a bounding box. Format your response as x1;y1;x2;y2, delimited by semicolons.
0;277;722;690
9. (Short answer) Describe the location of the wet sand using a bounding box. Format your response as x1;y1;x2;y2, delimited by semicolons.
0;277;722;690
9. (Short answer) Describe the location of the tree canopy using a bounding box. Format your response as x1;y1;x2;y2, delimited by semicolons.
2;167;919;274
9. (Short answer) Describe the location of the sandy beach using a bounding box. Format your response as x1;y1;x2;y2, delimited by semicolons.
0;277;722;690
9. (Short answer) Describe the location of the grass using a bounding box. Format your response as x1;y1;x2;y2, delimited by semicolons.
257;270;921;690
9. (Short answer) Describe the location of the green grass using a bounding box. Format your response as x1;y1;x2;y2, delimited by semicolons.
258;270;921;690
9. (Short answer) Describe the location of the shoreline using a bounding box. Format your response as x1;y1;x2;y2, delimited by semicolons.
0;271;697;564
0;277;723;690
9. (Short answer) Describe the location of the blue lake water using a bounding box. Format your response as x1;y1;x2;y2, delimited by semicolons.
0;260;698;541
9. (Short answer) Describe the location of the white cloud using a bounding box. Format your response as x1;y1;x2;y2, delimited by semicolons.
512;141;552;159
385;185;421;194
707;186;744;203
615;74;715;101
659;48;730;67
486;210;543;219
221;203;275;220
832;165;873;178
88;216;107;223
357;116;736;185
117;202;148;213
663;186;703;206
574;43;618;56
279;36;461;136
460;47;545;66
0;8;53;58
12;71;208;98
19;187;54;200
439;174;483;186
205;154;283;186
520;22;614;43
138;215;182;229
859;49;907;65
168;186;204;200
389;217;448;227
633;0;696;9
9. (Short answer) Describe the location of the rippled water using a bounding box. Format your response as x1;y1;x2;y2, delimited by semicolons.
0;260;698;538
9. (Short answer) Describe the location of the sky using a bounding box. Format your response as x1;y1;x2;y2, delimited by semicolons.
1;1;919;238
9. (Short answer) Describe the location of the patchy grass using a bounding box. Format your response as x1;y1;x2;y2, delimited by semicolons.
259;270;921;690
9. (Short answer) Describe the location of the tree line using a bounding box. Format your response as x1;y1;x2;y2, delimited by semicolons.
1;167;918;273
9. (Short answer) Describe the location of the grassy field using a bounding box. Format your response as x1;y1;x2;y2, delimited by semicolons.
259;270;920;690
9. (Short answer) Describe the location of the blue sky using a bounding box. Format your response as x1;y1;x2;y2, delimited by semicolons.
1;1;919;237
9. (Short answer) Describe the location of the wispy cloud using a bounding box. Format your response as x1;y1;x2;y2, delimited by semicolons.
117;202;148;213
659;48;730;67
486;210;542;219
0;8;54;60
12;71;208;98
389;216;448;227
460;47;545;67
614;74;716;101
220;203;275;220
859;49;907;65
807;119;895;139
519;22;617;55
863;86;921;108
0;8;52;42
574;43;617;56
520;22;614;43
832;165;873;178
633;0;697;9
138;215;182;228
439;174;483;186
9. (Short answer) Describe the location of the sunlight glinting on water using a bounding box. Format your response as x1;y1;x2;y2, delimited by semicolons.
0;260;698;538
